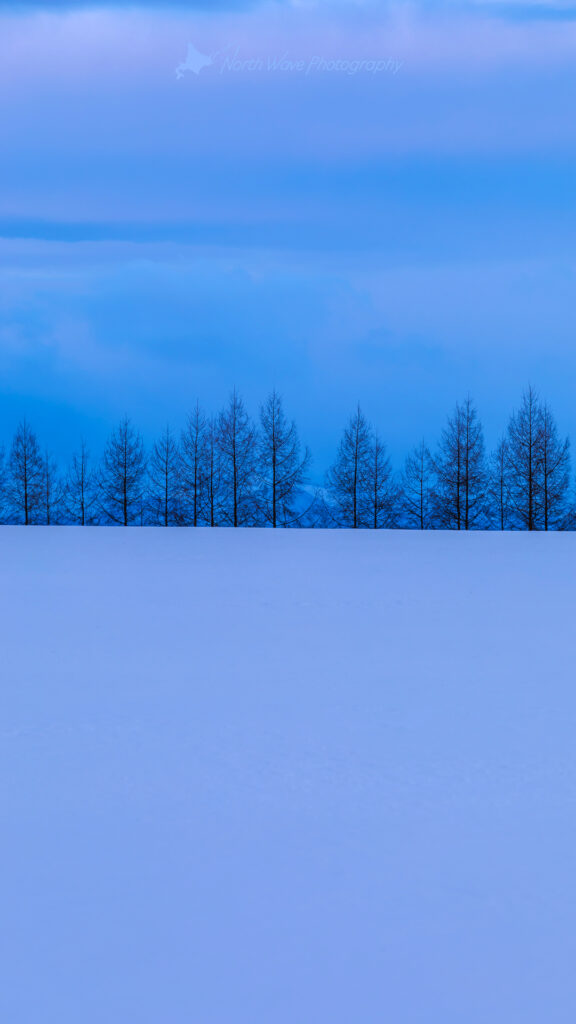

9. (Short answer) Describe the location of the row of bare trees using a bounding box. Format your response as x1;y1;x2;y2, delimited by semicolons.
326;387;571;530
0;390;311;528
0;386;572;529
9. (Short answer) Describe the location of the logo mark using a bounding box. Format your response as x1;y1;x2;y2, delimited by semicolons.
176;43;214;78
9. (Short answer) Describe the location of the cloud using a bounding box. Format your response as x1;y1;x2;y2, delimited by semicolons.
1;0;575;466
0;0;263;9
463;0;576;19
0;240;575;476
3;0;576;12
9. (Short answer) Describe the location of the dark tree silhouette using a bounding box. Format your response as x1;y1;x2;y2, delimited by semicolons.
216;390;258;527
325;405;372;528
507;387;544;531
401;440;433;529
432;397;487;530
1;384;574;533
366;433;398;528
0;445;6;524
7;420;44;525
257;390;311;527
147;425;181;527
203;418;222;528
99;417;147;526
41;449;64;525
65;441;97;525
180;403;207;527
540;402;570;531
488;438;512;531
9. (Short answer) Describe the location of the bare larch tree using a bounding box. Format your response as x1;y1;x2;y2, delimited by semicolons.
401;440;433;529
432;397;487;530
180;402;207;527
7;420;44;525
366;433;398;528
257;390;311;527
147;425;181;526
65;441;97;525
540;402;570;530
98;417;147;526
42;449;65;525
216;390;258;527
203;417;222;528
507;387;545;530
0;445;6;524
325;405;372;528
488;438;512;531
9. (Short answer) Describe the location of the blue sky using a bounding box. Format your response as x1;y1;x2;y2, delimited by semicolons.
1;0;575;475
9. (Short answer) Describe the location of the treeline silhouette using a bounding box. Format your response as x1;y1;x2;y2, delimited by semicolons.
0;386;573;529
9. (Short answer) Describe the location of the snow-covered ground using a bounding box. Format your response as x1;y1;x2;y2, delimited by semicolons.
2;528;576;1023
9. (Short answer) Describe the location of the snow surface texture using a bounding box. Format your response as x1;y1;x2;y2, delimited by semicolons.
1;528;575;1024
